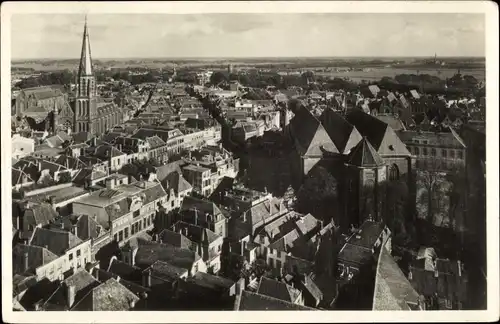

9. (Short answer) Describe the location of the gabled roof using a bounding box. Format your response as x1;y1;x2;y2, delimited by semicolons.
43;269;100;310
29;227;84;256
235;290;314;310
180;196;223;218
132;238;201;270
290;105;339;156
71;278;139;311
373;246;420;310
158;228;195;250
161;170;192;195
347;137;386;168
170;221;221;245
13;244;58;276
257;276;301;303
147;260;189;282
107;258;142;282
346;110;411;156
319;107;362;154
23;202;58;227
155;161;184;182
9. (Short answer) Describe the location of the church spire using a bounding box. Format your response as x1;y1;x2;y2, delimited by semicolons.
78;15;93;77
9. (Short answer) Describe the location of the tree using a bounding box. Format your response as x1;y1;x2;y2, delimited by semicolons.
296;166;339;223
384;180;410;243
209;71;228;86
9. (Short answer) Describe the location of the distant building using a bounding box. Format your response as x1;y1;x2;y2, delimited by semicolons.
397;128;466;171
12;134;35;160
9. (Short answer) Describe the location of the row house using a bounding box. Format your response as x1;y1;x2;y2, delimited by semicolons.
13;227;92;281
72;178;168;247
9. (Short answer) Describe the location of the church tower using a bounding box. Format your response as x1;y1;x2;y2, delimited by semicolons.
344;137;387;228
74;16;97;134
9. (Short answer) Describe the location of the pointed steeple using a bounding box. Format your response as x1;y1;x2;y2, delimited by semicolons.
79;15;93;77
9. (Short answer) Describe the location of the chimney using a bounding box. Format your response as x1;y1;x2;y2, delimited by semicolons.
38;161;43;172
129;299;136;309
146;269;152;287
24;252;29;272
183;227;188;237
457;260;462;277
66;284;76;308
94;269;99;281
240;241;246;256
73;225;78;238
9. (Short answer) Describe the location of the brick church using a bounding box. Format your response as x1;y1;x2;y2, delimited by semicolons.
57;17;124;135
286;105;415;229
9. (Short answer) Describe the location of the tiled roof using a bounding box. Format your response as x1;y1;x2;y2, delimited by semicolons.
133;238;201;270
170;221;221;245
236;290;314;310
76;214;103;241
257;276;300;303
72;278;139;311
29;227;84;256
23;202;58;228
347;137;386;167
302;274;323;304
188;272;235;291
107;258;142;282
161;170;193;195
180;196;223;219
290;106;338;156
155;161;184;181
337;243;373;265
101;182;167;225
158;229;195;250
43;269;100;310
145;135;166;149
148;260;188;281
373;247;420;310
260;212;300;241
12;244;58;275
246;198;283;228
17;277;59;311
94;144;125;159
346;110;411;156
295;213;321;236
374;115;406;132
319;107;363;154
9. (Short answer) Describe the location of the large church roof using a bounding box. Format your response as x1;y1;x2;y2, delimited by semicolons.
347;137;385;168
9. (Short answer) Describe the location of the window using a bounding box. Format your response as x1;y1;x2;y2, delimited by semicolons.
431;148;436;157
76;250;81;257
414;147;420;155
118;231;123;242
139;222;142;231
69;253;73;261
422;147;428;156
143;218;147;228
114;234;118;241
389;164;400;181
457;151;463;159
450;150;455;158
124;227;129;239
442;149;447;158
133;210;140;218
171;200;175;207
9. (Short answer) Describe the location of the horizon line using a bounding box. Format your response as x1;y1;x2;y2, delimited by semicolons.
12;55;486;61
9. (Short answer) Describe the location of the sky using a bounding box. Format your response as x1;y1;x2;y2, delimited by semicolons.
11;13;485;59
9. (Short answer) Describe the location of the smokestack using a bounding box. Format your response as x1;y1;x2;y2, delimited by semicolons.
66;284;76;308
